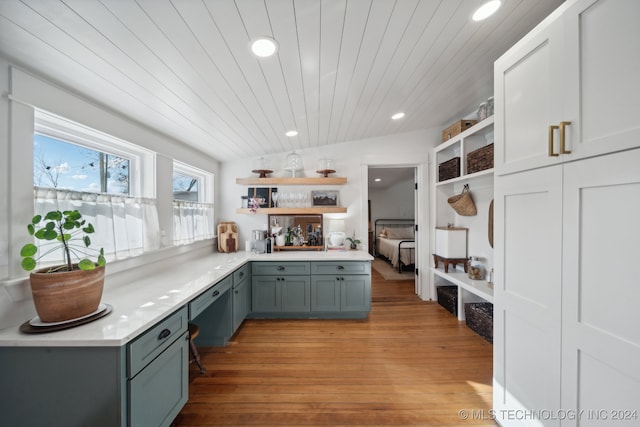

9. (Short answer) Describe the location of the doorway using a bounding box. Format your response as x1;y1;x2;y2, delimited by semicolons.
367;166;418;291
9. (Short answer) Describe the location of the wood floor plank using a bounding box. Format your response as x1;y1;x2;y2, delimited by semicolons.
172;266;495;426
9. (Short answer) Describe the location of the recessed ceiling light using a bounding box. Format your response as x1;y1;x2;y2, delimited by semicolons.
250;37;278;57
391;112;405;120
374;178;382;182
472;0;502;21
285;130;298;137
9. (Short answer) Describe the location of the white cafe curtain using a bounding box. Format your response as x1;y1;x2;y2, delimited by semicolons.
172;200;214;246
33;187;161;264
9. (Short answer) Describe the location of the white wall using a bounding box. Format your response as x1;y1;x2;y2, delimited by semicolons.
219;129;439;299
0;58;221;324
369;175;415;228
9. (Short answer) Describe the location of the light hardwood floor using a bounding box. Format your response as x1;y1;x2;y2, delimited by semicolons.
173;266;495;426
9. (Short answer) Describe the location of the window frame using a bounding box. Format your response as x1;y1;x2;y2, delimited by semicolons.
172;160;214;204
34;110;155;198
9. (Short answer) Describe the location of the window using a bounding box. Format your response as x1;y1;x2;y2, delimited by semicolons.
173;171;199;201
172;161;214;245
34;134;130;194
32;110;160;264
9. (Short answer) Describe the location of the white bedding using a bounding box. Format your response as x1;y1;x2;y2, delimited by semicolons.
377;237;415;269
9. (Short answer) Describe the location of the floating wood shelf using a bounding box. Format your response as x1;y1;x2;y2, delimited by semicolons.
236;177;347;185
236;207;347;214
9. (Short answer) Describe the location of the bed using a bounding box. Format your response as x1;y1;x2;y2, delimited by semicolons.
374;219;415;273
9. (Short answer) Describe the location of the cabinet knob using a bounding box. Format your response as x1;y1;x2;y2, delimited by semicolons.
157;328;171;340
337;265;344;270
239;272;244;278
212;290;220;297
277;265;285;271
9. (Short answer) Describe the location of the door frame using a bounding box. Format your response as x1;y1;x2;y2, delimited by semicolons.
361;163;430;300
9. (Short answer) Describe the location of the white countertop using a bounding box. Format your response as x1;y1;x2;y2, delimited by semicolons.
0;250;372;347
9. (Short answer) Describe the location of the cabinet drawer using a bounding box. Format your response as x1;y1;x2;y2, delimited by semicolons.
311;261;370;275
233;263;250;286
252;261;310;276
189;275;232;320
128;306;188;377
129;331;188;427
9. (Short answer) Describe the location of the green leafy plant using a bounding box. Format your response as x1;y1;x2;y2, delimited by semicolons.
20;210;106;273
346;234;361;249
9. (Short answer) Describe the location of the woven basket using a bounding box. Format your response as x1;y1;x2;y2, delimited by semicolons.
447;184;477;216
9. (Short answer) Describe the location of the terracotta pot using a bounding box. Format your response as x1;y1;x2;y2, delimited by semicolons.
29;265;105;323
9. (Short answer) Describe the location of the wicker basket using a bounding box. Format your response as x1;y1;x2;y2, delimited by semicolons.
447;184;477;216
442;120;478;142
464;302;493;343
436;285;458;316
467;143;494;174
438;157;460;182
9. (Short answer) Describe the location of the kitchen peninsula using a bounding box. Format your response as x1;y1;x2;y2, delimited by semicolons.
0;249;373;427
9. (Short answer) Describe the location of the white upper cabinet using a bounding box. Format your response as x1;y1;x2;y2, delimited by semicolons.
495;0;640;176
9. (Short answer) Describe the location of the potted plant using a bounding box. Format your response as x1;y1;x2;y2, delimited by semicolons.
345;234;361;250
20;210;106;323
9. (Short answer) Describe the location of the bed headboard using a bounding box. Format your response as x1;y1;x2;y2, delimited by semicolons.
374;218;415;240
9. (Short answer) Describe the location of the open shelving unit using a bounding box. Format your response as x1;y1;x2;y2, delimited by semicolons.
431;115;494;321
236;175;348;215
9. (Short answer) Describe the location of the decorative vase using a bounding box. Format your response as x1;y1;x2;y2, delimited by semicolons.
29;265;105;322
350;243;357;250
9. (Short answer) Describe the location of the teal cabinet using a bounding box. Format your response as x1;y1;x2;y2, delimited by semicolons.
280;276;311;312
191;275;233;346
232;263;251;332
341;276;371;312
252;261;371;318
311;276;341;311
252;274;311;313
129;332;189;427
311;261;371;314
251;261;311;314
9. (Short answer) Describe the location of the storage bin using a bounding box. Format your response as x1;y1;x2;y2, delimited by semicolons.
436;285;458;316
464;302;493;343
438;157;460;182
442;119;477;142
467;143;494;174
434;227;467;259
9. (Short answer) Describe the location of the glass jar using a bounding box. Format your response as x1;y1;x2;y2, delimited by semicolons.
486;96;494;117
477;102;487;121
467;256;485;280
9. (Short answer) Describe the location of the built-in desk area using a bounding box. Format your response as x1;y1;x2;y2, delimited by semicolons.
0;250;372;427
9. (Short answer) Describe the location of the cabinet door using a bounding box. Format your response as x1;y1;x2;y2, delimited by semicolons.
281;276;311;312
562;0;640;161
341;276;371;312
561;149;640;421
311;276;341;312
493;166;563;425
129;332;189;427
252;276;281;312
494;10;564;175
232;278;250;332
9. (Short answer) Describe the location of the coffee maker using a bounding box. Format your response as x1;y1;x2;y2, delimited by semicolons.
252;229;268;253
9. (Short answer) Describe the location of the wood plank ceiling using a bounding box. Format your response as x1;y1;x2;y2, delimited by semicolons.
0;0;563;162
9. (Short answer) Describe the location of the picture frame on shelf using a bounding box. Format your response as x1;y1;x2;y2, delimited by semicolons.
248;187;277;208
311;190;338;207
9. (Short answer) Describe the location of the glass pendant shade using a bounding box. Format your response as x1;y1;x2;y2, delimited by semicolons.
284;151;304;177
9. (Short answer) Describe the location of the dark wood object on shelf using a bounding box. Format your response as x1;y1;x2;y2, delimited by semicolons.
433;254;468;273
316;169;336;178
251;169;273;178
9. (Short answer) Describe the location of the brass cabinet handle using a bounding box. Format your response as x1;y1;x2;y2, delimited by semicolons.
548;125;559;157
560;121;572;154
